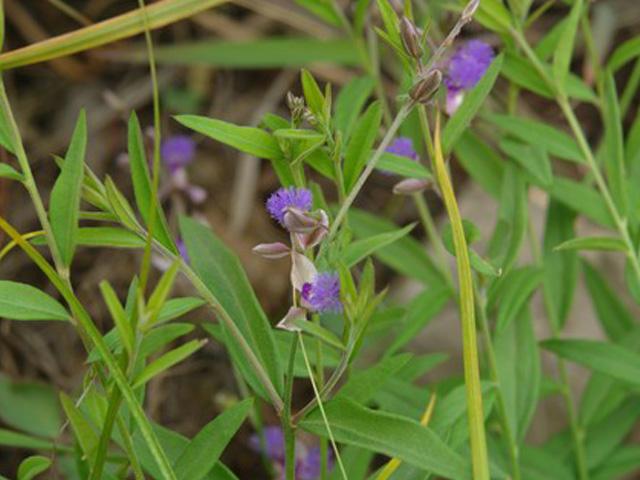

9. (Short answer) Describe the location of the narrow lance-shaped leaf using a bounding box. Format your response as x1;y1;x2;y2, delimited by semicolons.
300;398;471;479
59;392;99;462
553;0;583;89
541;339;640;388
99;281;134;356
602;72;628;217
174;399;252;480
17;456;52;480
179;217;283;398
343;101;382;192
0;280;69;321
127;113;176;253
175;114;294;186
49;110;86;267
133;339;207;388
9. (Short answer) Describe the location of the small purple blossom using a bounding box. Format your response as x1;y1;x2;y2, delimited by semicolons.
266;187;313;227
385;137;418;161
177;239;189;264
301;272;342;314
161;135;196;173
250;426;332;480
444;40;494;114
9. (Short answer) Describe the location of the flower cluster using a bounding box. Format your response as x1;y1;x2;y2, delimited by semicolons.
385;137;418;161
444;40;494;114
254;187;341;328
249;426;331;479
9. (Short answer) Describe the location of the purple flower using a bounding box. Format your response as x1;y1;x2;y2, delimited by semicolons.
177;239;189;263
301;272;342;314
161;135;196;173
444;40;494;114
250;426;332;480
385;137;418;161
250;426;286;463
266;187;313;227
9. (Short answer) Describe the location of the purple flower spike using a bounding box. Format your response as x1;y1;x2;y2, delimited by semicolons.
385;137;418;161
266;187;313;227
444;40;494;92
301;272;342;314
161;135;196;173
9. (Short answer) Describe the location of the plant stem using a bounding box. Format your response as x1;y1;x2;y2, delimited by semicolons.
412;192;454;289
90;386;122;480
511;27;640;289
329;102;412;240
475;288;521;480
427;110;489;480
282;335;298;480
0;217;177;480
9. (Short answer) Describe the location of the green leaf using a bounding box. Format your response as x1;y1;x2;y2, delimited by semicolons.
179;217;283;398
550;177;613;228
554;236;626;252
582;261;635;341
592;446;640;480
334;76;375;141
385;286;452;355
337;354;412;404
132;421;239;480
343;101;382;192
294;319;345;351
300;69;326;122
76;227;144;248
17;456;52;480
133;339;207;388
175;114;293;186
553;0;582;88
0;374;61;438
442;53;503;152
541;339;640;388
294;0;341;26
146;261;181;326
119;37;360;68
453;131;504;199
99;281;134;356
348;209;446;287
542;202;578;330
300;397;470;479
502;52;597;103
174;399;252;480
341;222;415;267
499;138;553;187
0;163;22;181
474;0;512;33
487;113;583;163
0;280;69;321
59;392;99;462
49;110;86;267
602;71;628;215
0;429;56;451
127;113;176;253
139;323;195;359
376;152;432;179
157;297;205;324
489;266;544;333
608;36;640;72
494;308;541;441
375;0;402;49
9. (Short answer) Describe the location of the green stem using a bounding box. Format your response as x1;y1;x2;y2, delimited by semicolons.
412;192;453;289
89;387;123;480
0;218;177;480
475;288;521;480
427;109;489;480
512;27;640;295
283;335;298;480
329;102;412;241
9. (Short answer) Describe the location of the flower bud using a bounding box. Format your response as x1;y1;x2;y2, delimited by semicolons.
284;207;320;233
277;306;306;332
392;178;432;195
409;69;442;104
295;210;329;250
252;242;290;259
400;17;423;60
